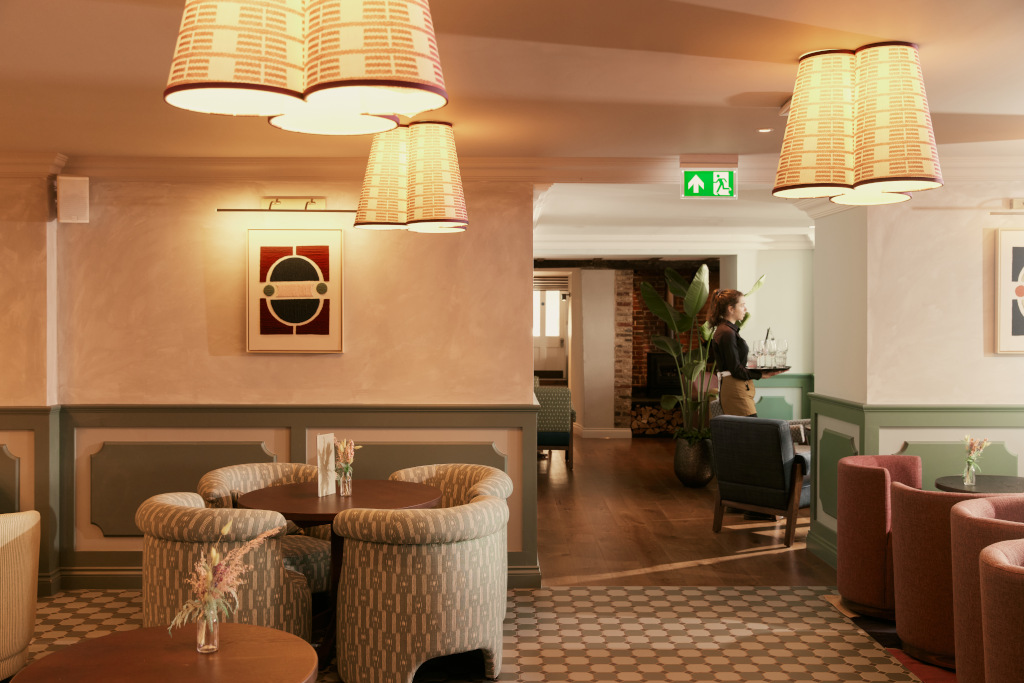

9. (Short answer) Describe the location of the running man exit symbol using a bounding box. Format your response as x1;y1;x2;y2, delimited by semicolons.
680;169;737;199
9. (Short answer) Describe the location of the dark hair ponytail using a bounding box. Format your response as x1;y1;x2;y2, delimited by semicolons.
709;289;743;326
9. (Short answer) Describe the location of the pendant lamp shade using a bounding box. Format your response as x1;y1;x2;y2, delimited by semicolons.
830;191;911;206
852;42;943;193
355;125;409;230
406;122;468;233
773;49;855;199
270;107;399;136
164;0;305;116
303;0;449;119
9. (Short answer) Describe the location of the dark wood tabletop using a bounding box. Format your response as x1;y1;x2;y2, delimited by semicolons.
11;623;317;683
236;479;442;523
935;475;1024;494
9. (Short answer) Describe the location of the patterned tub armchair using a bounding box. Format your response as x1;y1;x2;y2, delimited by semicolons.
0;510;40;680
535;385;576;469
135;492;311;642
198;462;331;594
332;464;513;683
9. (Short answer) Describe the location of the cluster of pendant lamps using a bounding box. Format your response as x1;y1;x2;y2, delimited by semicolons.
164;0;467;232
773;41;943;206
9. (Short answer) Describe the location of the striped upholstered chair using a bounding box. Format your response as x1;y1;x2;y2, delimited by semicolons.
332;464;513;683
0;510;40;680
197;462;331;593
135;492;311;642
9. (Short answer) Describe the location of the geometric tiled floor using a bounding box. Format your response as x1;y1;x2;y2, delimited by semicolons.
25;586;921;682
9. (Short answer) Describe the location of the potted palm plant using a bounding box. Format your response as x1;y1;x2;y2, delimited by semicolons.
640;264;763;487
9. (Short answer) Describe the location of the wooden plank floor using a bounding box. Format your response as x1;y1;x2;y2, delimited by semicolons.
537;436;837;587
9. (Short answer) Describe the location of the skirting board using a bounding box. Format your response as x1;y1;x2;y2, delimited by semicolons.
575;425;633;439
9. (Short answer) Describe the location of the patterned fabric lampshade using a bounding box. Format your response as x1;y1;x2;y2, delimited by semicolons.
354;125;410;230
851;42;943;193
164;0;305;116
302;0;449;120
772;49;855;199
406;122;468;233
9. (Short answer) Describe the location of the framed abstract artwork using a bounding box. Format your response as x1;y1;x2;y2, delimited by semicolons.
996;228;1024;354
247;229;343;353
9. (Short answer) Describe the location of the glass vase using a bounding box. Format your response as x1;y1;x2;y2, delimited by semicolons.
963;461;977;487
338;469;353;497
197;611;219;654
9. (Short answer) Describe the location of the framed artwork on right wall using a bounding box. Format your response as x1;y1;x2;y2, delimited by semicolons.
996;228;1024;353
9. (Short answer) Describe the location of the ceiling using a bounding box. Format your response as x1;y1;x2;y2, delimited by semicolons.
2;0;1023;255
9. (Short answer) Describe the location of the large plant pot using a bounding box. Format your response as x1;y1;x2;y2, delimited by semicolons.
674;438;713;488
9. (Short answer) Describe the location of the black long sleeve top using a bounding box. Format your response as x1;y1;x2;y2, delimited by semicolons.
712;320;763;381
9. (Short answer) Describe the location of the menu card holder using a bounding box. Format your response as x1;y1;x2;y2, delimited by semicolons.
316;433;336;497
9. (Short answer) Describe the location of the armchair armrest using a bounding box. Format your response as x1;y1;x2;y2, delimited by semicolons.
333;497;509;545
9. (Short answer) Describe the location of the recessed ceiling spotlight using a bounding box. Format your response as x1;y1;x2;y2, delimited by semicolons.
758;128;774;133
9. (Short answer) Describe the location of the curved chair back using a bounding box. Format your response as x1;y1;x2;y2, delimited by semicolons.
979;539;1024;683
198;462;318;509
837;455;922;620
134;492;311;641
891;482;1001;669
951;496;1024;683
389;463;513;509
0;510;40;680
335;464;512;683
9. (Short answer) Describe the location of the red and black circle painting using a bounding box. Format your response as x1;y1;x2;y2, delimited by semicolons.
259;244;331;335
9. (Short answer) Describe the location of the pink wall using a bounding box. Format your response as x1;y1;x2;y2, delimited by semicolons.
2;169;535;407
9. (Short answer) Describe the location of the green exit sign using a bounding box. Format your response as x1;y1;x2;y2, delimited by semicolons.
681;169;737;199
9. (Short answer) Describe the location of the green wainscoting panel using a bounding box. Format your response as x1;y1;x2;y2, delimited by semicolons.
355;442;508;480
0;444;19;513
758;373;814;418
818;429;859;520
897;441;1019;491
753;396;794;421
89;441;276;537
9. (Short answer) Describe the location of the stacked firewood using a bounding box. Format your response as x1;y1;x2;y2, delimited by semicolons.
630;404;683;436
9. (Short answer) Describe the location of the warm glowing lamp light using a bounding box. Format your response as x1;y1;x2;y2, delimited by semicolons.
164;0;305;116
302;0;448;119
165;0;450;135
355;126;410;230
773;49;855;199
406;122;468;233
774;41;941;203
851;42;943;193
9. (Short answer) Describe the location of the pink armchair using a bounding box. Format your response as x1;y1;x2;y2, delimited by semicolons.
950;496;1024;683
837;455;921;620
979;539;1024;683
891;483;1000;669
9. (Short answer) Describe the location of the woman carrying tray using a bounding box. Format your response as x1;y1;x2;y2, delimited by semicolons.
709;289;783;417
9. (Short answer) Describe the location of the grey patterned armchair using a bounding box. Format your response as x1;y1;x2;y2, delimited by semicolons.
535;385;576;469
197;462;332;593
0;510;40;680
332;464;513;683
135;492;311;642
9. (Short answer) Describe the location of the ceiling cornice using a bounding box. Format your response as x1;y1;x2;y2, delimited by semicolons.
0;153;68;178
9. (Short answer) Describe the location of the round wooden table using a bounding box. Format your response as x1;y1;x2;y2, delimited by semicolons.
935;475;1024;494
237;478;441;667
11;623;317;683
236;479;442;524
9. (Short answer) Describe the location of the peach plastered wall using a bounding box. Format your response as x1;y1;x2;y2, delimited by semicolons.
1;164;535;407
0;176;51;406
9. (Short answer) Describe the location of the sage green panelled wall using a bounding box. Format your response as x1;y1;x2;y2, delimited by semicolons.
807;393;1024;568
754;373;813;420
4;404;540;594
